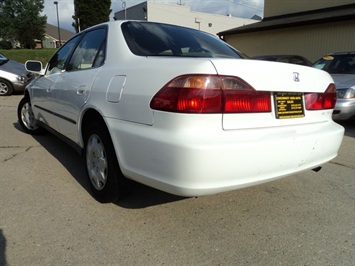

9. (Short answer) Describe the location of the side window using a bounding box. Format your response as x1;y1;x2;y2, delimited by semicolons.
47;35;81;75
291;57;306;65
67;28;106;71
278;57;289;63
93;41;106;68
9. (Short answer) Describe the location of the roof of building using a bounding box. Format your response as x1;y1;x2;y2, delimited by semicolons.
45;23;75;41
218;4;355;36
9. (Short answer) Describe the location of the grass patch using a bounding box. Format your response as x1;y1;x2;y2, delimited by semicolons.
0;49;56;64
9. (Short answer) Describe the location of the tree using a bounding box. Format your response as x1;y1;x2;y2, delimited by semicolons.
72;0;111;33
0;0;47;49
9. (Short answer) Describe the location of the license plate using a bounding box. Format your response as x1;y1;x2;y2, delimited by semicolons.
274;92;305;119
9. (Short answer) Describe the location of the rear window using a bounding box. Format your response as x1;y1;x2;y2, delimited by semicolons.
121;21;246;59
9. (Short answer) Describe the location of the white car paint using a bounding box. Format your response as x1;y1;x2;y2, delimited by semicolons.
22;21;344;200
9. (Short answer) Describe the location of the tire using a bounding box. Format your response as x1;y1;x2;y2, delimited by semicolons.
17;97;44;134
0;79;14;96
84;120;132;203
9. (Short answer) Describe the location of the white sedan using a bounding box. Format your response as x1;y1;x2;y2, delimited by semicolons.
18;21;344;203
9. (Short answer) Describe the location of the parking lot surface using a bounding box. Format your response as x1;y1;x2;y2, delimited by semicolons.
1;95;354;265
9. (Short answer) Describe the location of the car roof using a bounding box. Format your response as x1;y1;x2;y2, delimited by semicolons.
327;51;355;55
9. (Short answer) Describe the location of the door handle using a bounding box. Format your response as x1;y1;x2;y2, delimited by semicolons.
77;85;87;95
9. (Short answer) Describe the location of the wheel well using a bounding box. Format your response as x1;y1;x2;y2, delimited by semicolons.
81;109;106;140
0;78;13;88
23;90;30;99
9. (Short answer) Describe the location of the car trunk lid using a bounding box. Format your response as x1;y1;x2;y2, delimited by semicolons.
209;59;335;130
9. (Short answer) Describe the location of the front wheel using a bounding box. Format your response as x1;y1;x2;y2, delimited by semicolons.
84;120;132;203
0;79;14;96
17;97;43;134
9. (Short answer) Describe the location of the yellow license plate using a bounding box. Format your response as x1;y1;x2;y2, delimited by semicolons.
274;92;305;119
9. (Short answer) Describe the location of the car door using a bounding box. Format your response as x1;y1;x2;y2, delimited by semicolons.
51;27;107;144
30;35;82;131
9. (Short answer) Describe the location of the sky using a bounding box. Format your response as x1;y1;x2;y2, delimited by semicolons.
44;0;264;32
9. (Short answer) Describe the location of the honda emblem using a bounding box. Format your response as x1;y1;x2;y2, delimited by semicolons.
293;72;300;82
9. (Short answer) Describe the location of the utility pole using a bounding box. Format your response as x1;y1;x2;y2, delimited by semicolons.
54;1;61;47
121;0;126;19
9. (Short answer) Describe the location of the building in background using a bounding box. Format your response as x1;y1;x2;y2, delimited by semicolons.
218;0;355;62
36;24;75;49
113;1;259;36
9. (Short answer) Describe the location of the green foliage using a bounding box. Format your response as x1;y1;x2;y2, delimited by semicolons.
0;49;56;64
0;40;12;50
0;0;47;49
72;0;111;32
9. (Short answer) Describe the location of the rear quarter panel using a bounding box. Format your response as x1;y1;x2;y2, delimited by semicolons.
87;57;218;125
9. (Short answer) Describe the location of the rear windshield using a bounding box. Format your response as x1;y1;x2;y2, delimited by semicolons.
313;54;355;74
121;21;246;59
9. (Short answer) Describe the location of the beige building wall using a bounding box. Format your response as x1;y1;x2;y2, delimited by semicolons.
225;20;355;62
265;0;355;17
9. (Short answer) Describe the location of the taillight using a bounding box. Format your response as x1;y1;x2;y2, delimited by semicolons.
305;84;337;110
223;89;271;113
150;75;271;113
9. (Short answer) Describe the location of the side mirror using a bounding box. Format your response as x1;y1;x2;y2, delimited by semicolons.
25;60;45;75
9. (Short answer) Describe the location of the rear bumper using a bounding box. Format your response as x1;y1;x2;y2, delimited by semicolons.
106;117;344;197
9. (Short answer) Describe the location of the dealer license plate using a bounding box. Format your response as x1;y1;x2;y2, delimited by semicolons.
274;92;305;119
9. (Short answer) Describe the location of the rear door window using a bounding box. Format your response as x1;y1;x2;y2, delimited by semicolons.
67;28;106;71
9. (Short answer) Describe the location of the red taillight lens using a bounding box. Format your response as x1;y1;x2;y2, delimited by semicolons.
224;90;271;113
150;75;271;113
305;84;337;110
177;88;222;113
150;76;222;113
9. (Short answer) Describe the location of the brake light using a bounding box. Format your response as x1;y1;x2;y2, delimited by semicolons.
305;84;337;110
150;75;271;113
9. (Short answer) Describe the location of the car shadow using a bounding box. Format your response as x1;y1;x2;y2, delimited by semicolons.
0;229;7;266
336;120;355;138
14;122;186;208
116;182;187;209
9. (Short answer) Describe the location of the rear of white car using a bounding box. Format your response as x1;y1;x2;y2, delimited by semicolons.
19;21;344;202
102;56;344;196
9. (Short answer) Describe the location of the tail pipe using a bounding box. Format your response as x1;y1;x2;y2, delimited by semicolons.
312;166;322;172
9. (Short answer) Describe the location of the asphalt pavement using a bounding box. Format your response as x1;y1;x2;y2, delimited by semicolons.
1;95;354;265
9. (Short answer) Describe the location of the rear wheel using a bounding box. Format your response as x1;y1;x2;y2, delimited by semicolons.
17;96;43;134
0;79;13;96
84;120;132;203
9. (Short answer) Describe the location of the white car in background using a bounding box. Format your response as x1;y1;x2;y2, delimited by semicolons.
18;21;344;203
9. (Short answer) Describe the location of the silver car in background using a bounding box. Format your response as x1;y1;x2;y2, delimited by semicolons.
0;54;34;96
313;52;355;121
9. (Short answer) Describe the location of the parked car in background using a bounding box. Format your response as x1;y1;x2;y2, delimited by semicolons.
252;55;312;66
17;21;344;203
313;52;355;121
0;54;34;96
